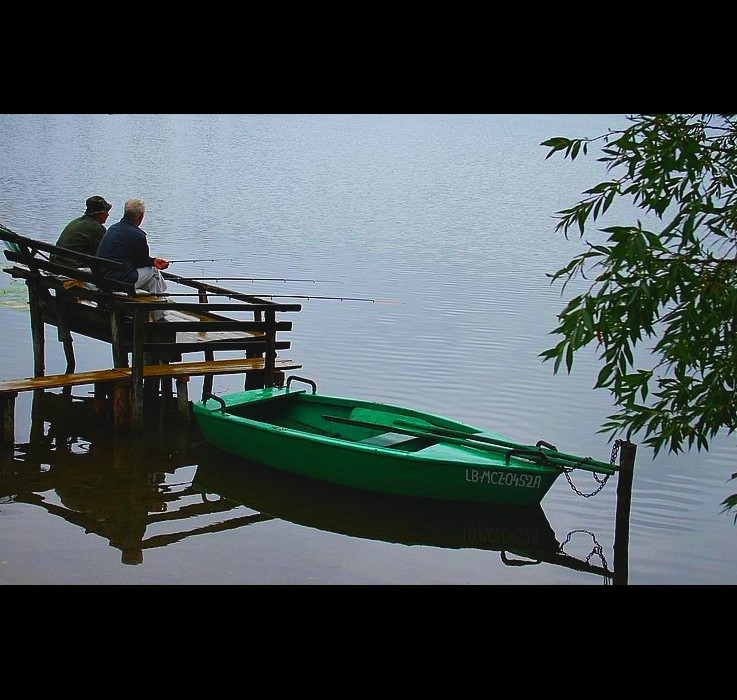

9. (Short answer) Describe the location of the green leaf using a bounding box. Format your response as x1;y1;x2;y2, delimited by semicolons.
542;114;737;509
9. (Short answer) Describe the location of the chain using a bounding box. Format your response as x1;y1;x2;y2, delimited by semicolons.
563;469;609;497
610;439;622;467
559;529;611;584
562;438;622;498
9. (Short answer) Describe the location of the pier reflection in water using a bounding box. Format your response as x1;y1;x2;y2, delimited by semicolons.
0;391;273;567
0;390;621;583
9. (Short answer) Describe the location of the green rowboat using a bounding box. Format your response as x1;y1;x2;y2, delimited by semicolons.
192;376;617;507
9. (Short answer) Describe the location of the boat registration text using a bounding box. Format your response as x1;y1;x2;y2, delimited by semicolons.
465;469;542;489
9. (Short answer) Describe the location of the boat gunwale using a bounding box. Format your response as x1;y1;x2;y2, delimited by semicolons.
193;388;561;475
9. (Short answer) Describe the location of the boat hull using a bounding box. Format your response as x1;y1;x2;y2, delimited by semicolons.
193;387;564;506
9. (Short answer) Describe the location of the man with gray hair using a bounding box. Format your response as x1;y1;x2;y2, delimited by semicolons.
96;198;170;320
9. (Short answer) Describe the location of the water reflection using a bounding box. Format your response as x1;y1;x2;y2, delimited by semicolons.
0;391;272;566
193;451;615;581
0;390;622;582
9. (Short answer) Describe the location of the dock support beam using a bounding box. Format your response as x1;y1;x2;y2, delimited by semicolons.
131;309;145;430
1;392;17;449
197;289;215;399
264;309;276;388
176;377;190;422
94;382;107;420
28;284;45;378
245;309;263;390
112;382;131;429
111;309;129;368
52;295;76;374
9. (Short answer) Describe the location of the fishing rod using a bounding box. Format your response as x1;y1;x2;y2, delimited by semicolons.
168;258;235;263
251;293;400;303
150;292;400;303
168;276;343;284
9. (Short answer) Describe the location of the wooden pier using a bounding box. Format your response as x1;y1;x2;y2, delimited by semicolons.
0;225;303;445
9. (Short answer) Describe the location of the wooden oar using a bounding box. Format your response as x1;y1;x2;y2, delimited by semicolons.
322;415;617;476
393;419;616;474
346;408;613;471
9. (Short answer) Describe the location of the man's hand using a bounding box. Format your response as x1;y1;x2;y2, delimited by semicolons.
153;258;170;270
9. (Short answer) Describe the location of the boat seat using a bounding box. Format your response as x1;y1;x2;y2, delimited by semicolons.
358;431;423;448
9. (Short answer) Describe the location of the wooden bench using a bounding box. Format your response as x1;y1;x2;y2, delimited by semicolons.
0;224;304;433
1;228;300;357
0;357;303;446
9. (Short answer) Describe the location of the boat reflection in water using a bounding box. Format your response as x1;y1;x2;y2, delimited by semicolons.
0;391;617;582
193;450;614;581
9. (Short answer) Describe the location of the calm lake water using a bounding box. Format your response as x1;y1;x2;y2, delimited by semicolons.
1;114;735;585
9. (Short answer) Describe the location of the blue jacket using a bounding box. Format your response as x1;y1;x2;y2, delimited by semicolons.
96;216;155;283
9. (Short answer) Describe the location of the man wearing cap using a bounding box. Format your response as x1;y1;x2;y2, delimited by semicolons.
50;195;113;268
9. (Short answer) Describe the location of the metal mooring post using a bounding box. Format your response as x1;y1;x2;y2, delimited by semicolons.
613;440;637;586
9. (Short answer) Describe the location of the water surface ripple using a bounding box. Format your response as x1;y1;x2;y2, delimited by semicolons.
0;114;734;585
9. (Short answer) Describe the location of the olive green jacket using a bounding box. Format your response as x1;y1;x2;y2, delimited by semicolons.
50;215;106;268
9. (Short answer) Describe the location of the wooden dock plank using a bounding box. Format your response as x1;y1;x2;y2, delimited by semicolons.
0;358;301;394
137;357;301;379
0;369;130;393
0;358;302;445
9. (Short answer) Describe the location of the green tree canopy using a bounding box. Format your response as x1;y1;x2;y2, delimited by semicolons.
540;114;737;508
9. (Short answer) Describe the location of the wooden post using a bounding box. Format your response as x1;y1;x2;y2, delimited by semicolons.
111;309;129;368
161;376;173;415
93;382;108;421
143;352;161;406
112;381;130;429
202;351;215;396
198;289;215;399
613;440;636;586
176;376;190;422
29;390;45;445
52;295;76;374
27;283;45;377
264;309;276;388
1;392;17;449
245;309;263;390
131;309;145;430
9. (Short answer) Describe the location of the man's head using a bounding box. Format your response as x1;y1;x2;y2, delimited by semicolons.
85;195;112;223
124;198;146;225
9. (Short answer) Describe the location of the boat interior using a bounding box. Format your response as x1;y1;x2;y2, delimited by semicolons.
219;392;442;452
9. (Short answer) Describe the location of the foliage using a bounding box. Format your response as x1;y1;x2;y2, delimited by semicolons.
540;114;737;477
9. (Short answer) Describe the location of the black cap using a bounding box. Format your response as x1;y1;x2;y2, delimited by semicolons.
85;196;112;216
